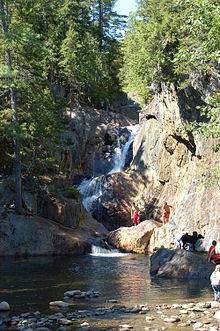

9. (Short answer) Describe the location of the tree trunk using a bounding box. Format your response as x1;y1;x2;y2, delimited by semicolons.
0;0;22;213
98;0;103;52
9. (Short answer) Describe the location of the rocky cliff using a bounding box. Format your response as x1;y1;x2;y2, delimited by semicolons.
131;78;220;251
96;75;220;250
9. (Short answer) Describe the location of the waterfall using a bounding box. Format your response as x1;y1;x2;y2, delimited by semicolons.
109;125;138;174
90;245;128;257
78;124;138;212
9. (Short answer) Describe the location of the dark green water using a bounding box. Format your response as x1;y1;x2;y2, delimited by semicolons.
0;252;213;330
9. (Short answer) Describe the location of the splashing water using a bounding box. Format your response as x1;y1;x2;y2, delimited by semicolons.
90;245;129;257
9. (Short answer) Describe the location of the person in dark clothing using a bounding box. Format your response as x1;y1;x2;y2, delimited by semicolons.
180;231;204;251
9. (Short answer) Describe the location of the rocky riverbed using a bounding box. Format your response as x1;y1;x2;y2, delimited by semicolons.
1;295;220;330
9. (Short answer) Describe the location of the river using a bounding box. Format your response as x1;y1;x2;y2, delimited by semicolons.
0;250;213;330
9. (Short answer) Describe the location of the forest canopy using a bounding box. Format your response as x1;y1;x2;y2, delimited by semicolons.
121;0;220;104
0;0;125;179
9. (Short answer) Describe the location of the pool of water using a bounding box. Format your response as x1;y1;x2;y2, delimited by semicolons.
0;252;213;330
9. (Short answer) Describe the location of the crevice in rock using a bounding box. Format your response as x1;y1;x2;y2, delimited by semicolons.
171;134;196;156
145;114;157;121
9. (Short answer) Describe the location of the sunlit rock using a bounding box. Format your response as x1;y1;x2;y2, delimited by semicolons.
108;220;161;253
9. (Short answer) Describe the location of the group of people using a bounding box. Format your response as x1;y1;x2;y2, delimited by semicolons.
130;201;174;226
130;201;220;301
176;231;204;251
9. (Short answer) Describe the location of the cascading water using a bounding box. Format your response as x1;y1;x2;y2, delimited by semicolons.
109;125;138;174
78;124;139;213
90;245;128;257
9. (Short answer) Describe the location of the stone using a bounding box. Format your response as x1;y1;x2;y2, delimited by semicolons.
64;290;81;297
193;322;204;329
0;301;10;311
119;325;133;330
108;220;161;253
49;301;69;308
150;248;214;280
179;309;188;314
163;316;180;323
211;301;220;309
196;302;211;309
213;310;220;320
80;321;90;328
58;319;72;325
146;316;154;322
108;299;118;303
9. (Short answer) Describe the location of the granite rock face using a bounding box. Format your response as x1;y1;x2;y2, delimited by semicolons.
150;248;215;280
0;211;107;257
108;220;161;254
123;81;220;251
61;104;138;180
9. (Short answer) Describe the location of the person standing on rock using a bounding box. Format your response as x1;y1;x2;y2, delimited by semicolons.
210;264;220;301
208;241;220;264
162;202;174;224
133;205;140;226
130;202;136;221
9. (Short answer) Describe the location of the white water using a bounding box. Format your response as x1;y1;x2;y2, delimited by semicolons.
90;245;129;257
78;175;107;210
78;125;139;211
109;125;138;174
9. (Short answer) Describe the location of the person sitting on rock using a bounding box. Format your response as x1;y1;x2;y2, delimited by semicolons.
133;206;140;226
208;241;220;264
180;232;204;251
162;202;174;224
210;264;220;301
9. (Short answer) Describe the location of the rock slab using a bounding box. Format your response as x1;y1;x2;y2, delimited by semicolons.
150;248;215;280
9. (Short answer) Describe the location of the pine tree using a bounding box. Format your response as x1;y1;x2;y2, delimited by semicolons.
0;0;22;212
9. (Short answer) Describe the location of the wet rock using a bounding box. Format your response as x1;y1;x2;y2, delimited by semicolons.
0;302;10;311
58;319;72;325
119;324;133;330
150;248;214;279
108;299;118;303
49;301;69;308
80;321;90;328
163;316;180;323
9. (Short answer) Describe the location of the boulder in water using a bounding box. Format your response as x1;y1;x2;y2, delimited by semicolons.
150;248;215;280
0;301;10;311
108;220;161;254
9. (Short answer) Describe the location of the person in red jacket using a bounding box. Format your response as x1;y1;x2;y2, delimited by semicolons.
208;240;220;264
133;206;140;226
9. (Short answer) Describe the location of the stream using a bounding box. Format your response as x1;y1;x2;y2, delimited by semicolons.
0;251;212;330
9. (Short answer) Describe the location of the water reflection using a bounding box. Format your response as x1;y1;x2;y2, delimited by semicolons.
0;254;213;317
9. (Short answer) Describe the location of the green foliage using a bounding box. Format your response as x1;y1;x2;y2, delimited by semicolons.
183;94;220;152
0;0;124;177
121;0;220;104
64;186;80;200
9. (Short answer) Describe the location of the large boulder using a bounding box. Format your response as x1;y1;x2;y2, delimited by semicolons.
0;211;108;257
150;248;215;280
108;220;161;253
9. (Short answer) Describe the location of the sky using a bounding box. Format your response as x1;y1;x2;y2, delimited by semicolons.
114;0;137;16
